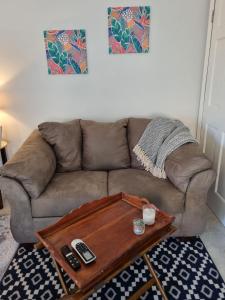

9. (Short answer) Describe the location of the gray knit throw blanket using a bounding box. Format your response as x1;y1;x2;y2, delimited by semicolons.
133;117;197;179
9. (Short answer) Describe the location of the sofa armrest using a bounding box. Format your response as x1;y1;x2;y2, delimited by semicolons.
0;130;56;198
165;143;212;193
181;169;216;236
0;176;35;243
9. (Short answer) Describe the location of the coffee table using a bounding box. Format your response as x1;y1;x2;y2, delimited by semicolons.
36;193;176;300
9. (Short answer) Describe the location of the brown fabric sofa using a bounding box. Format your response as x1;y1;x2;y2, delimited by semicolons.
0;118;215;243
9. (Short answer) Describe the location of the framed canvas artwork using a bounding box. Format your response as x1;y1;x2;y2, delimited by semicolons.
44;30;88;74
108;6;150;54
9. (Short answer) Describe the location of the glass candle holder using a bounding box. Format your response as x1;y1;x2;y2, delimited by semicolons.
133;218;145;235
143;205;156;225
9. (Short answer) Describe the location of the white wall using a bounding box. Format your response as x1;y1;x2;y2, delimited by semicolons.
0;0;210;157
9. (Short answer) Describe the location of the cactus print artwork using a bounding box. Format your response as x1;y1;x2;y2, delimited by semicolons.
44;30;88;74
108;6;150;54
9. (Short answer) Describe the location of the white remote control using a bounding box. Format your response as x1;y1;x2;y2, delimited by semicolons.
71;239;96;264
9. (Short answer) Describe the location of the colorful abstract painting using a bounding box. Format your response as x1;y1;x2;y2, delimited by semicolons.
44;30;88;74
108;6;150;54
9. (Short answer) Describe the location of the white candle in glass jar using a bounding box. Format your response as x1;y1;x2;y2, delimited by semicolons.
143;207;156;225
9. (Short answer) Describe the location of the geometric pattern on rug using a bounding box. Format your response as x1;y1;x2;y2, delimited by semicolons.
0;237;225;300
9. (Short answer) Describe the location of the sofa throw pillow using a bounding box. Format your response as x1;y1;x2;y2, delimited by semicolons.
81;119;130;170
38;120;82;172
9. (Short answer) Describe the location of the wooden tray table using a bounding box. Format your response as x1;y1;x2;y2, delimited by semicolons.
36;192;176;300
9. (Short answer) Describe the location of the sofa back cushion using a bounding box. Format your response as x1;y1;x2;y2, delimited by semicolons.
128;118;150;169
38;120;82;172
81;119;130;170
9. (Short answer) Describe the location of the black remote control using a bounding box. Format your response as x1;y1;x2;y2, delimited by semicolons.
61;245;81;271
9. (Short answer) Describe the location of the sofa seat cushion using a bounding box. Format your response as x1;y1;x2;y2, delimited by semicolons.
108;169;185;215
31;171;107;217
81;119;130;170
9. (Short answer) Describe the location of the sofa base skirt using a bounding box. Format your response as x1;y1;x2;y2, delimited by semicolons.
13;217;61;243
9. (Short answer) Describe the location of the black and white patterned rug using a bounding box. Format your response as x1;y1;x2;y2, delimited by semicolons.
0;237;225;300
0;216;18;281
